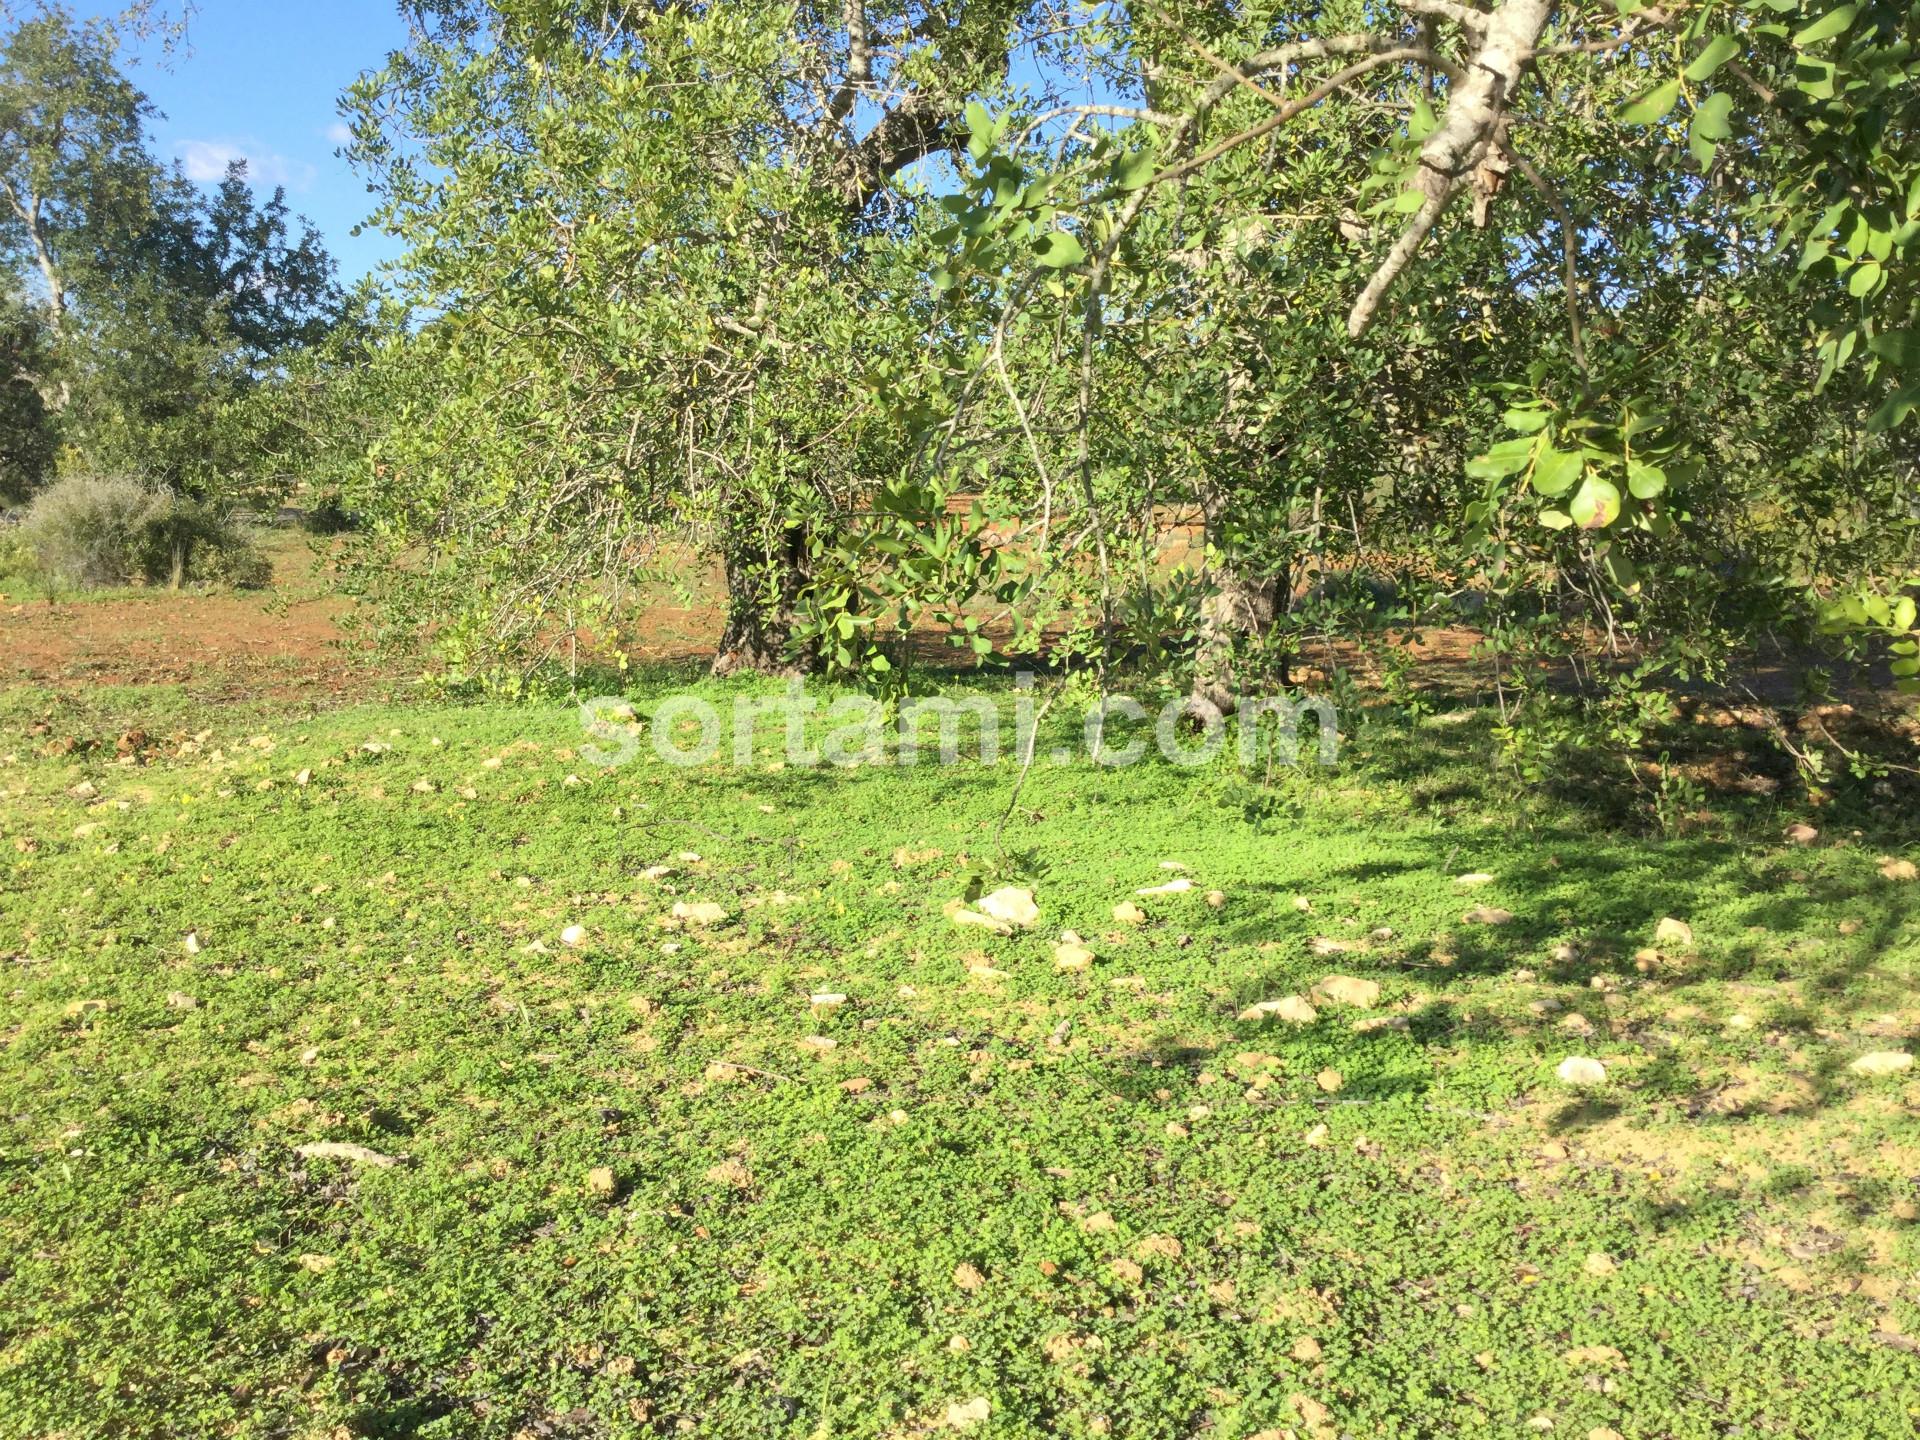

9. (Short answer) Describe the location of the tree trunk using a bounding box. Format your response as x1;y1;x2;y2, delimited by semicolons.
711;517;816;677
1189;496;1280;716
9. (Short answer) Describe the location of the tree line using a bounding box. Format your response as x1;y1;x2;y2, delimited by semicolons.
6;1;1917;760
1;1;345;514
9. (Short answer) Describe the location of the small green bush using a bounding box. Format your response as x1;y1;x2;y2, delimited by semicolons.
300;498;360;535
0;523;33;582
20;473;268;589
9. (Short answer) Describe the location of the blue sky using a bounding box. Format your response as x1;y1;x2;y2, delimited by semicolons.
112;0;410;284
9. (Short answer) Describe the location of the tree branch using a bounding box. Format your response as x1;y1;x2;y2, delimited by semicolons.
825;0;871;125
1347;0;1557;337
1502;142;1588;378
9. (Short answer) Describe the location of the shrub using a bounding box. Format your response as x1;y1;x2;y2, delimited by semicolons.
20;473;268;589
0;519;32;582
301;497;360;535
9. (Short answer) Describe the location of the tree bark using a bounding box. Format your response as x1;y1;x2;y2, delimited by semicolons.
711;516;816;677
1189;494;1280;715
1347;0;1556;336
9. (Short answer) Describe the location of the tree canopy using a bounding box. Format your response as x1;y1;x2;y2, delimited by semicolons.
322;0;1915;732
0;2;345;502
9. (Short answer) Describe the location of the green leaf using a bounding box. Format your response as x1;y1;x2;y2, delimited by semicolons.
1867;383;1920;430
1847;260;1882;298
1108;149;1155;192
1792;4;1856;47
1033;230;1086;269
1538;508;1574;530
1601;546;1639;589
1408;96;1438;141
1466;436;1537;479
1626;460;1668;498
1531;443;1584;498
964;101;996;163
1502;407;1550;434
1569;475;1623;529
1868;329;1920;369
1795;57;1837;98
1689;91;1735;166
1685;34;1741;80
1691;90;1734;142
1619;78;1681;126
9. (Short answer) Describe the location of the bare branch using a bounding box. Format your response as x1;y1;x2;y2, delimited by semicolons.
1007;104;1176;149
1389;0;1491;34
1153;48;1451;190
825;0;871;125
1347;0;1556;337
1502;143;1588;378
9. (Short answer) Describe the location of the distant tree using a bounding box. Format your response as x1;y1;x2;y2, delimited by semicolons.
0;5;344;501
0;284;53;500
0;4;157;411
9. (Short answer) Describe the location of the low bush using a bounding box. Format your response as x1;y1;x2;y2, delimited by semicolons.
301;497;360;535
20;473;267;589
0;518;32;582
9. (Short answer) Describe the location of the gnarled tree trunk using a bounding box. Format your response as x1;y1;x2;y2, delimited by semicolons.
1189;490;1281;716
1191;567;1279;716
711;516;816;677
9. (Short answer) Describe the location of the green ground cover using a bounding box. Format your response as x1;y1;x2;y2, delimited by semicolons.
1;672;1917;1438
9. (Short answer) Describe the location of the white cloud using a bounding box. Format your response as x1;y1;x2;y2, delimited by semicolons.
324;122;354;148
175;139;317;190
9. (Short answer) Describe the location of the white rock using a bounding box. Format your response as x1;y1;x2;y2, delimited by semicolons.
1655;917;1693;948
1556;1056;1608;1087
1353;1014;1409;1035
1239;995;1319;1025
672;901;729;927
950;907;1013;936
1848;1050;1914;1078
1136;878;1195;896
560;925;588;947
1317;974;1381;1009
1455;872;1497;887
809;992;848;1009
944;1398;991;1431
976;886;1039;928
1054;943;1095;973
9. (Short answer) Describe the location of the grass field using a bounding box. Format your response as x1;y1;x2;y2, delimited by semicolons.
2;655;1919;1439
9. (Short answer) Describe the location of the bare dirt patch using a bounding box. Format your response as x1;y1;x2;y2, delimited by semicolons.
1;535;363;704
